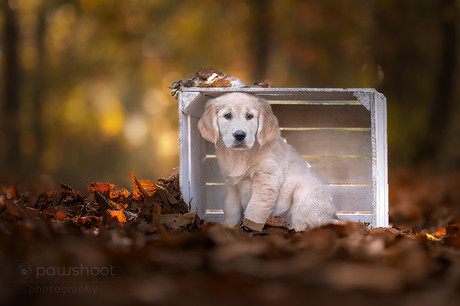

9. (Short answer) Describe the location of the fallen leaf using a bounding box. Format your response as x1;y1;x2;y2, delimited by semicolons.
35;190;61;209
5;197;29;219
107;209;127;226
445;224;460;236
196;68;224;79
199;77;232;88
42;206;57;216
266;215;291;228
55;208;66;221
160;211;198;232
60;182;76;197
252;79;275;88
444;234;460;248
88;182;116;196
169;68;247;96
242;218;265;232
323;263;404;293
110;189;131;202
94;189;113;212
425;233;442;241
130;172;164;234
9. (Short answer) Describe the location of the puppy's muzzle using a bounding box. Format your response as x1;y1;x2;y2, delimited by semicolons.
233;131;246;141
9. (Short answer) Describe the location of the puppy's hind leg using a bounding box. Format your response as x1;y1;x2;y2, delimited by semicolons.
290;178;337;231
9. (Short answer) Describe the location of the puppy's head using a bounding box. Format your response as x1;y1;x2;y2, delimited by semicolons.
198;92;279;149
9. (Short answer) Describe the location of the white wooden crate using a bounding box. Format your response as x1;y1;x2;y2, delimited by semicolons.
178;88;388;228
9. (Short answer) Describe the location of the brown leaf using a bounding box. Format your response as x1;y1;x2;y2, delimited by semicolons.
88;182;116;196
55;207;66;221
129;172;164;234
160;211;198;232
294;226;338;252
323;263;404;293
5;197;30;219
258;79;275;88
35;190;61;209
110;189;131;202
168;68;223;91
444;233;460;248
107;209;127;227
199;77;232;88
369;227;406;246
75;215;100;224
94;189;113;212
242;218;265;232
196;68;224;80
42;206;57;216
23;207;40;220
140;180;157;195
60;182;76;197
138;198;161;221
266;215;291;228
169;69;247;96
445;223;460;236
167;167;179;180
324;221;370;237
130;173;158;200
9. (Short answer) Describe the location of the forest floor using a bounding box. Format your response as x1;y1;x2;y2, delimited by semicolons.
1;166;460;306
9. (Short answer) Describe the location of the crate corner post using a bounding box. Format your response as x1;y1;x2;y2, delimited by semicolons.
372;90;389;228
178;90;208;219
353;89;389;228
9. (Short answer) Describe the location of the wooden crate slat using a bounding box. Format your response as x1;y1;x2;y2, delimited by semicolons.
204;211;373;224
205;184;225;211
281;130;372;156
181;87;370;101
272;104;370;128
336;212;372;223
206;156;372;184
306;157;371;184
205;130;372;156
206;184;372;212
324;185;373;211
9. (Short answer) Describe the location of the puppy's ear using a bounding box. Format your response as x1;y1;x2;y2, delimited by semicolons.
198;100;219;145
256;97;279;146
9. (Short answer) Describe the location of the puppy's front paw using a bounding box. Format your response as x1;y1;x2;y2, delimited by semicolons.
241;218;265;232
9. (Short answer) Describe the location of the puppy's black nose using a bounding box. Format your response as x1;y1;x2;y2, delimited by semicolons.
233;131;246;141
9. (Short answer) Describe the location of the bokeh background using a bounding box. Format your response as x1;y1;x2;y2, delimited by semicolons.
1;0;459;191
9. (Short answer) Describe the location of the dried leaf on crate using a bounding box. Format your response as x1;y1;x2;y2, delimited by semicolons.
251;79;275;88
169;68;247;97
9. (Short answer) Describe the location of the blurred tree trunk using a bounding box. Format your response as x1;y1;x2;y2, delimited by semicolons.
249;0;272;82
419;0;459;163
2;3;21;175
33;3;48;165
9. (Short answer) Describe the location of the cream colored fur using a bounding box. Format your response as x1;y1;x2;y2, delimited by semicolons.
198;92;337;231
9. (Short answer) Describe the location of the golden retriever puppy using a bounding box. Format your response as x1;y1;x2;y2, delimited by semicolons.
198;92;336;231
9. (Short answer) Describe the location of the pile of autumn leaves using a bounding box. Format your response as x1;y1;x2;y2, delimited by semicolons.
1;168;460;245
1;168;460;304
0;170;195;234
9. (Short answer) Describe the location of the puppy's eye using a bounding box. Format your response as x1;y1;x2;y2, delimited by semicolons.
246;113;254;120
224;113;232;120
